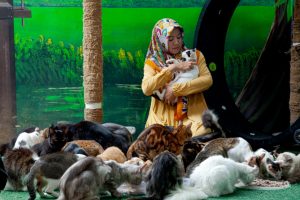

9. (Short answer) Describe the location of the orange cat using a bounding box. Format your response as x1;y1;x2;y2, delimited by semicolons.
126;123;192;161
97;146;127;163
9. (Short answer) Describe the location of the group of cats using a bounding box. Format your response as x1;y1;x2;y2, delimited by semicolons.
0;110;299;200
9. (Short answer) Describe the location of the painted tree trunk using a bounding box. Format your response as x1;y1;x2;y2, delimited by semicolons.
290;0;300;123
235;0;291;133
83;0;103;123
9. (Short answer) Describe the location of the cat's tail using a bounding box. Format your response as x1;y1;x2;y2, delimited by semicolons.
165;185;208;200
202;109;226;137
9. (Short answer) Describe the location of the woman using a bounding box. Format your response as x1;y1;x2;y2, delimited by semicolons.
141;18;213;136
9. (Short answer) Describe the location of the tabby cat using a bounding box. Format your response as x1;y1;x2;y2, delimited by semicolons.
126;123;192;161
2;148;39;191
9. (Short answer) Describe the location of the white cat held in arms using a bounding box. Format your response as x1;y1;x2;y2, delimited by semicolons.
153;48;199;101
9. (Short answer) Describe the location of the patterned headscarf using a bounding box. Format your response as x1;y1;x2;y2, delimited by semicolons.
146;18;186;68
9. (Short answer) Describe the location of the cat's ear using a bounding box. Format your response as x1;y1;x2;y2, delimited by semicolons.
247;156;258;167
186;123;192;130
284;154;293;164
256;153;265;166
272;146;280;158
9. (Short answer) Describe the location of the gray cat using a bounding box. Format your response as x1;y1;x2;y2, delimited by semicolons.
58;157;143;200
25;152;78;200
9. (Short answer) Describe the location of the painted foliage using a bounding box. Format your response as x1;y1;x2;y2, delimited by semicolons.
14;0;276;134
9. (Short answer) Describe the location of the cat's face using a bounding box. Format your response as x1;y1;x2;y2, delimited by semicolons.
266;158;282;180
173;123;192;145
48;125;68;147
275;152;295;175
181;140;205;169
181;49;196;62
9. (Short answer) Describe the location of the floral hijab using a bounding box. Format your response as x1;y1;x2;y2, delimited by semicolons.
146;18;186;68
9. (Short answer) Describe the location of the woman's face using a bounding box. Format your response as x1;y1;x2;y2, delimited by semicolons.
167;28;183;55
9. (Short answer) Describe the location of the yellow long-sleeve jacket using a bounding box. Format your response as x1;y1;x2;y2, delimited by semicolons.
141;50;213;136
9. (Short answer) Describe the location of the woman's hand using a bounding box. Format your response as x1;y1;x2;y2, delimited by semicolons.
164;85;176;106
168;60;197;73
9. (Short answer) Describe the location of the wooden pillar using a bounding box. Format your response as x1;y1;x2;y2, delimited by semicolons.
83;0;103;123
0;1;16;143
0;1;30;142
290;0;300;123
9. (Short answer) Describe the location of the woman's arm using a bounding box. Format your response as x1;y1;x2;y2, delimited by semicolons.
141;61;173;96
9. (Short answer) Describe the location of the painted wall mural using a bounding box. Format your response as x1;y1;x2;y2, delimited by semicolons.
14;0;276;135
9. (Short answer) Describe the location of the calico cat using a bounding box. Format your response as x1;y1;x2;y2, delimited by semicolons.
254;148;282;180
185;137;255;176
62;140;104;156
32;124;69;156
25;152;79;200
126;123;192;161
144;150;185;200
97;146;127;163
2;148;39;191
165;155;259;200
58;157;143;200
275;152;300;183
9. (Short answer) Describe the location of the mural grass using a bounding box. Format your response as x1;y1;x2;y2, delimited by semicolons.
14;6;274;131
15;7;274;86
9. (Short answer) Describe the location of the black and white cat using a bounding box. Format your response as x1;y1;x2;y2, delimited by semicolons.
166;155;259;200
153;49;199;101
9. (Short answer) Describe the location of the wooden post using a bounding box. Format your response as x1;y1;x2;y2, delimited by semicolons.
0;1;16;143
83;0;103;123
0;0;30;143
290;0;300;123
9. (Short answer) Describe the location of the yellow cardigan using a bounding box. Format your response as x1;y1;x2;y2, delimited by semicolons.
141;50;213;136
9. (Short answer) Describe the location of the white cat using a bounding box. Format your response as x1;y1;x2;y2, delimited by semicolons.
186;137;256;176
166;155;259;200
153;49;199;101
13;128;44;149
